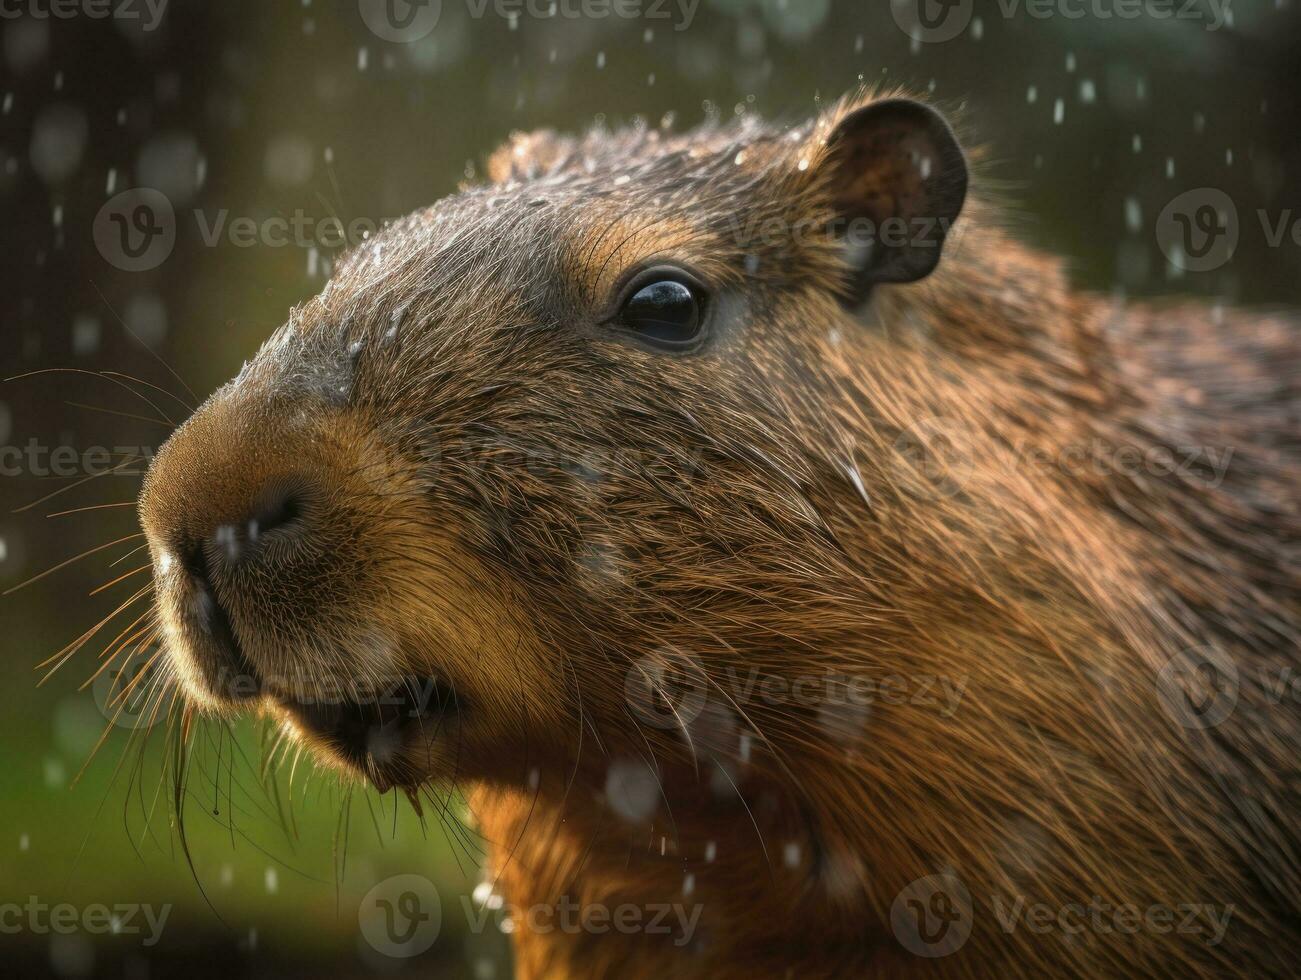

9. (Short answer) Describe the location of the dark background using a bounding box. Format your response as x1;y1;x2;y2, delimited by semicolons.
1;1;1298;977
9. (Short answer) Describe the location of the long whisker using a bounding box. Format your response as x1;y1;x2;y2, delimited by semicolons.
5;369;174;427
5;532;145;595
46;501;138;518
11;456;147;515
36;585;152;680
110;542;151;568
65;400;176;427
103;372;196;418
80;617;158;687
90;279;200;407
89;564;151;597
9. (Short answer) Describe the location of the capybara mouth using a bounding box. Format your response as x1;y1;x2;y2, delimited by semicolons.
275;675;461;788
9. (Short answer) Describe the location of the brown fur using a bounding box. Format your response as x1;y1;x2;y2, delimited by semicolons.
139;90;1299;978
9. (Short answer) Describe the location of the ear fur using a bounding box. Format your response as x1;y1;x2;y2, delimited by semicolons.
486;129;579;184
808;97;968;300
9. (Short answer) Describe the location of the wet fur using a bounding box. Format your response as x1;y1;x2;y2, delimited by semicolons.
140;90;1299;977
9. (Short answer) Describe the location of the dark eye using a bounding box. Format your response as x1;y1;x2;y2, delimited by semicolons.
614;270;706;349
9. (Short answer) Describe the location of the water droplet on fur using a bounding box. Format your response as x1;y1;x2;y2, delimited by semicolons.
783;842;801;868
605;760;659;823
215;524;240;563
472;880;503;910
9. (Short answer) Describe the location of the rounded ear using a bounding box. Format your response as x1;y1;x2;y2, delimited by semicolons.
814;98;968;300
486;129;579;183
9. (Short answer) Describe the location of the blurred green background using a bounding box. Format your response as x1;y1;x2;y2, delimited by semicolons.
1;1;1298;976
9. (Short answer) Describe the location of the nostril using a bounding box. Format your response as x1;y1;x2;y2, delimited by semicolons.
172;479;311;581
250;481;306;539
181;537;212;587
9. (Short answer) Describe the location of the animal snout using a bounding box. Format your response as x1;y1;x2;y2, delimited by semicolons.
170;476;318;694
138;389;355;704
183;477;312;575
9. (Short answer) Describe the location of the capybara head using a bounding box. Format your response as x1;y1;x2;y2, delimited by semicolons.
133;84;1301;978
139;91;971;792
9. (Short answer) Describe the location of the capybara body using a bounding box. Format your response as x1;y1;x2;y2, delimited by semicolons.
138;90;1299;978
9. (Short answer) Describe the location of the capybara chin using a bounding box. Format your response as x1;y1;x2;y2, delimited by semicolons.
137;89;1298;978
